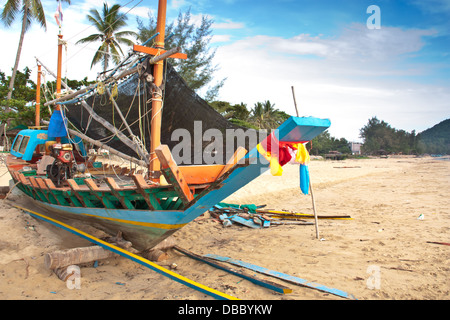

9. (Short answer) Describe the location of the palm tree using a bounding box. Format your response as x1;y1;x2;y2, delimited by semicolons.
1;0;71;103
76;3;137;73
250;100;285;129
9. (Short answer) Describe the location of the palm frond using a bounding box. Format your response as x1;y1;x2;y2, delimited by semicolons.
76;33;103;44
1;0;20;26
90;42;108;69
29;0;46;30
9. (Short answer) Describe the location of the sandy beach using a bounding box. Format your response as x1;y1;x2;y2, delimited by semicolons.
0;155;448;300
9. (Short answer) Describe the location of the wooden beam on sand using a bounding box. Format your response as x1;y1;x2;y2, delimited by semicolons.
204;254;356;300
426;241;450;246
45;246;118;269
256;210;352;220
174;246;292;295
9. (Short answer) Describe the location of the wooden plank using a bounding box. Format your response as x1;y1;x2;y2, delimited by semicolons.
105;177;135;209
10;171;18;180
84;178;116;209
173;246;292;295
42;178;71;206
18;173;31;185
67;179;89;207
29;177;49;203
155;144;194;205
131;174;161;210
256;210;352;220
426;241;450;246
45;246;118;269
16;174;41;200
133;45;187;60
229;215;262;229
179;165;225;185
35;177;58;205
204;254;357;300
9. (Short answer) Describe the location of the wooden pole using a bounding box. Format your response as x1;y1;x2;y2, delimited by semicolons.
45;246;118;269
35;65;41;126
56;34;63;103
35;57;72;93
310;183;319;239
291;85;320;239
55;34;64;144
291;86;300;117
149;0;167;180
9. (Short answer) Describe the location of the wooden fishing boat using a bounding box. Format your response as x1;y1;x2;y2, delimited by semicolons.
5;0;330;252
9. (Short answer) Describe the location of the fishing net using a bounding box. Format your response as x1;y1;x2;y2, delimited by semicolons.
64;58;258;165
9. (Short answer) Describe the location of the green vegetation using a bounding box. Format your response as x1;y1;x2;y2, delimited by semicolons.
359;117;449;155
137;8;223;101
417;119;450;155
359;117;420;155
309;131;351;155
0;67;41;126
209;100;291;130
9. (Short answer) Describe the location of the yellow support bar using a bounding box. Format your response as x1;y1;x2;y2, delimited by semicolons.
13;205;238;300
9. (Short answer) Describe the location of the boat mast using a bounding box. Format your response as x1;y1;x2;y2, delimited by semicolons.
55;26;64;143
35;64;41;127
149;0;167;181
56;33;63;101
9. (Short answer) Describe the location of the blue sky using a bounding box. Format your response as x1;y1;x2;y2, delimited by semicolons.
0;0;449;142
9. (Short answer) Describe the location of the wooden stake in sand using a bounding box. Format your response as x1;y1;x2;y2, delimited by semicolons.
291;85;320;239
310;182;319;239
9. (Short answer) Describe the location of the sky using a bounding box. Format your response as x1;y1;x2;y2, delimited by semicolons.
0;0;449;142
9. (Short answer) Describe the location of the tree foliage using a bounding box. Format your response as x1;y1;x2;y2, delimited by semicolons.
0;67;98;128
0;67;44;126
77;3;137;72
209;99;290;130
417;119;450;154
137;8;224;100
309;130;351;155
359;117;419;154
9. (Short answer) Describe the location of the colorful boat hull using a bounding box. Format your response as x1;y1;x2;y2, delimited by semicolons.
8;116;331;250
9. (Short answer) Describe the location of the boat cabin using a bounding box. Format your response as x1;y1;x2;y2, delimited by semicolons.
10;129;86;162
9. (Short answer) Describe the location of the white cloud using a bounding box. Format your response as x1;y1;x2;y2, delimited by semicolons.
122;5;154;19
211;34;232;43
211;24;446;141
212;19;244;30
170;0;188;10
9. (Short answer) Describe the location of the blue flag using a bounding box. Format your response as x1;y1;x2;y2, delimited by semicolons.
299;164;310;195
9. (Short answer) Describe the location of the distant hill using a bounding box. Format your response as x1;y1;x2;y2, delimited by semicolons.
417;119;450;154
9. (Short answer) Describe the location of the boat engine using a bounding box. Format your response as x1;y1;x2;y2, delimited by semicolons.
46;143;74;186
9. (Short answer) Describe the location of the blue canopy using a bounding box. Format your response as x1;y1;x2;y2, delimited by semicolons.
48;109;68;138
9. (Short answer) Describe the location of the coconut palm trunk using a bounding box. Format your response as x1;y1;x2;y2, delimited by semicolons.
5;1;28;107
